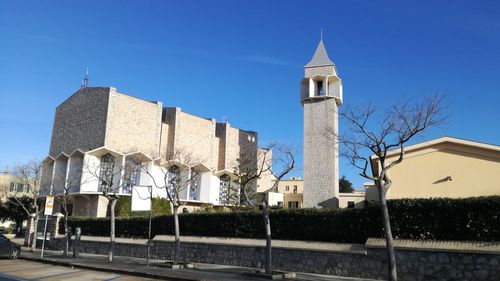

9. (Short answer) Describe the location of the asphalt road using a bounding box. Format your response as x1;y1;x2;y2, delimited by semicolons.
0;259;160;281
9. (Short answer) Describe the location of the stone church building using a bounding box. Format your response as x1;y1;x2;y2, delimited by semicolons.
40;87;270;217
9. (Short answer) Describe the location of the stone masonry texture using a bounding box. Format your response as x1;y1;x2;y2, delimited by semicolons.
104;88;163;156
303;97;339;208
46;237;500;281
49;87;110;157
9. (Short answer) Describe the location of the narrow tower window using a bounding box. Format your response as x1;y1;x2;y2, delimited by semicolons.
316;80;324;96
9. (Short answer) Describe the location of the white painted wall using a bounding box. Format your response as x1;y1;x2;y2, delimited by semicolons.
199;171;213;203
210;175;221;205
53;158;68;194
267;192;284;206
68;156;83;192
80;154;100;193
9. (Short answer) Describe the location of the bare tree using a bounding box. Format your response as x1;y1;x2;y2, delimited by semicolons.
233;143;295;275
53;165;82;256
337;94;446;281
8;159;43;252
85;154;145;262
142;149;198;265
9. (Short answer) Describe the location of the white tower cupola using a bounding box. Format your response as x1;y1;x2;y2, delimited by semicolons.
300;40;343;105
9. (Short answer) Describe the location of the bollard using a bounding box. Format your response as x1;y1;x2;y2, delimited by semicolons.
64;227;72;256
73;227;81;259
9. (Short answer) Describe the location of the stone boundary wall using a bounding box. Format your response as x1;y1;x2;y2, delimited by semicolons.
45;236;500;281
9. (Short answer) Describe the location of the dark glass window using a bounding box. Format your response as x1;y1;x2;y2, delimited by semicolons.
9;182;30;193
347;201;355;208
123;162;141;194
167;165;180;196
98;153;115;192
219;174;230;204
189;168;199;200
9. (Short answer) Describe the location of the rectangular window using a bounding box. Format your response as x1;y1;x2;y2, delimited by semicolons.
293;185;298;194
288;201;299;209
347;201;355;208
285;185;289;191
9;183;30;193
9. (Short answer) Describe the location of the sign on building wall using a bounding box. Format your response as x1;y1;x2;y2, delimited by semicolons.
44;195;55;216
131;186;151;211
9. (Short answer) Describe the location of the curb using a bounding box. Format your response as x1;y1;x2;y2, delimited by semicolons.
19;255;198;281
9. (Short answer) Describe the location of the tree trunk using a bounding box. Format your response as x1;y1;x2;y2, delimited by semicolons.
378;184;397;281
173;204;180;264
262;202;272;274
31;205;40;252
108;198;118;262
63;197;69;257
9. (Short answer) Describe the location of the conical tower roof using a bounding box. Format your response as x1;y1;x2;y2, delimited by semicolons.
305;40;334;68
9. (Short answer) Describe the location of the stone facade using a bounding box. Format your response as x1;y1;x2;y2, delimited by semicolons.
49;87;110;157
104;88;163;156
303;98;339;208
161;107;260;173
41;86;271;217
49;87;163;158
45;236;500;281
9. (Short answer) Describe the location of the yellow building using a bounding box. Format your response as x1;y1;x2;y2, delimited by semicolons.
366;136;500;201
0;169;32;202
274;177;304;209
273;177;366;209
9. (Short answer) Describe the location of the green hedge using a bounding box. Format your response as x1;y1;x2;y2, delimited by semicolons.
61;196;500;243
115;196;171;217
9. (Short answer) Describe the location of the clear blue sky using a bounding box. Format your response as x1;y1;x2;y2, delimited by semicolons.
1;1;500;189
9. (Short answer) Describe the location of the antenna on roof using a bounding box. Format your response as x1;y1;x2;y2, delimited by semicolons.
81;67;89;89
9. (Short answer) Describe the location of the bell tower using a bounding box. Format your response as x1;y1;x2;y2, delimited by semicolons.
301;38;342;208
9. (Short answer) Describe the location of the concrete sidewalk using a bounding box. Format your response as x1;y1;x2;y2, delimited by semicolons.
17;247;378;281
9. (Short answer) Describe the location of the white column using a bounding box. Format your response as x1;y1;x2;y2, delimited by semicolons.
309;78;315;98
325;76;329;97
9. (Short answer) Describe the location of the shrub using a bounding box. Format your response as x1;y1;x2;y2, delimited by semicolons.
62;196;500;243
115;196;171;218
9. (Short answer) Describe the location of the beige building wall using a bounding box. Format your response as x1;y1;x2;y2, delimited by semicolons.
339;192;365;208
284;193;303;209
274;178;304;209
0;173;33;202
369;137;500;200
164;108;219;170
105;89;163;156
256;148;273;192
276;179;304;194
225;126;258;172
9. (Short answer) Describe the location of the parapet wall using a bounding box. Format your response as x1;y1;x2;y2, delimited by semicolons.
45;235;500;281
